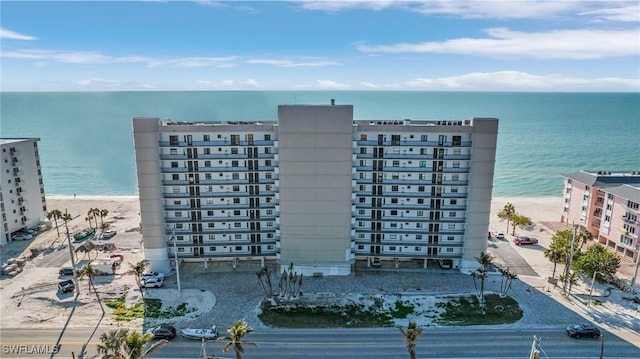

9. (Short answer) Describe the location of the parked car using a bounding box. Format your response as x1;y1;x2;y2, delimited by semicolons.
58;279;75;293
102;230;117;239
59;266;75;276
141;276;164;288
12;233;32;241
438;259;452;269
492;231;505;240
371;258;382;268
141;271;165;279
110;253;124;261
566;324;601;338
513;236;539;245
146;325;176;340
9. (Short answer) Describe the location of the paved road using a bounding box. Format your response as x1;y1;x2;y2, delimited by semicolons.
1;327;638;359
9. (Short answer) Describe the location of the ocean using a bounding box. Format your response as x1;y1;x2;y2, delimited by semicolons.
1;91;638;197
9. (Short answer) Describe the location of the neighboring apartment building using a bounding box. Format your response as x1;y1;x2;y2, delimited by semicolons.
562;170;640;263
0;138;48;246
133;104;498;276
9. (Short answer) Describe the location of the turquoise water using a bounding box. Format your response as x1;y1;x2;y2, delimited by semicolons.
1;91;638;197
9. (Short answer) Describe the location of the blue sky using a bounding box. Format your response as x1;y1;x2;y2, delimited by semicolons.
1;0;639;91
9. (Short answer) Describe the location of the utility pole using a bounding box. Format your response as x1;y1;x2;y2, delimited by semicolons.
528;335;540;359
630;243;640;294
563;223;577;294
63;209;80;296
172;226;181;291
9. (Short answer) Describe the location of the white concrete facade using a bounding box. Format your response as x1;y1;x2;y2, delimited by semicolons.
132;104;498;276
0;138;48;246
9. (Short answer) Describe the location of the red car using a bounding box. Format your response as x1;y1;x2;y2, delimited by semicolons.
110;253;124;261
513;236;539;245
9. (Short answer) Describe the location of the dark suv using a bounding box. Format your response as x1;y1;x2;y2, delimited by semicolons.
146;325;176;340
566;324;601;338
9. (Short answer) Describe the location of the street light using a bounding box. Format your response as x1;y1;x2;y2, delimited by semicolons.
588;271;605;308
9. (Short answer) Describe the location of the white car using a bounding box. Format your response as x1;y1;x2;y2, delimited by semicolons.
12;233;32;241
141;271;165;280
141;276;164;288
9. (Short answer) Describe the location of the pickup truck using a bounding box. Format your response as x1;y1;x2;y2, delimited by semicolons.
513;236;539;245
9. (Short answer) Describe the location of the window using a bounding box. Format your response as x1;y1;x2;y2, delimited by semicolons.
172;174;179;180
266;221;274;227
452;161;460;168
173;186;180;193
418;186;425;192
416;235;422;240
360;147;367;154
391;198;398;204
264;134;271;140
266;209;273;215
231;160;238;167
209;246;216;251
204;161;211;167
448;224;455;229
203;148;211;155
265;172;272;179
358;209;365;215
233;198;240;204
389;235;397;240
177;248;185;253
358;245;365;250
232;173;239;180
235;234;242;240
358;221;365;227
449;212;456;217
207;210;214;216
452;174;459;181
391;185;399;192
416;223;423;228
171;161;178;168
208;223;215;228
390;223;398;228
360;134;367;141
234;210;241;216
451;187;458;193
420;135;428;142
419;161;426;168
415;247;420;251
264;147;271;154
265;160;272;166
390;210;398;216
417;210;424;216
235;246;242;251
392;160;400;167
203;134;210;141
233;185;240;192
175;211;182;217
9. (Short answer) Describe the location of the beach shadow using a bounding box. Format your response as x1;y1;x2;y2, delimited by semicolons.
50;292;80;359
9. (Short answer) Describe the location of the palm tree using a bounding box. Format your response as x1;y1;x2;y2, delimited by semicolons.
128;260;149;299
100;209;109;229
96;328;168;359
497;202;516;233
577;230;593;251
510;214;532;236
498;267;518;297
124;331;168;359
473;251;494;312
399;321;423;359
558;272;580;295
218;319;257;359
47;209;63;237
97;328;126;358
92;208;101;229
544;246;565;279
78;263;105;314
85;215;94;229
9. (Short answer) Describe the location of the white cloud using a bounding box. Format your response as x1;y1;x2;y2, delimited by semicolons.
297;1;638;22
0;28;37;40
149;56;239;68
316;80;351;89
245;58;338;67
579;4;640;22
241;78;260;87
357;28;640;59
401;70;640;91
1;49;149;64
76;78;156;90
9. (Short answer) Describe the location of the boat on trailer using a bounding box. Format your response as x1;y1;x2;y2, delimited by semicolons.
179;326;218;340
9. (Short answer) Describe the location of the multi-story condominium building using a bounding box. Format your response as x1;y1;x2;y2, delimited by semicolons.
562;170;640;263
0;138;47;246
133;104;498;276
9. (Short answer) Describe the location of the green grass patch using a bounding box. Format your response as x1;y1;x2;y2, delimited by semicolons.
434;294;522;326
105;297;194;321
